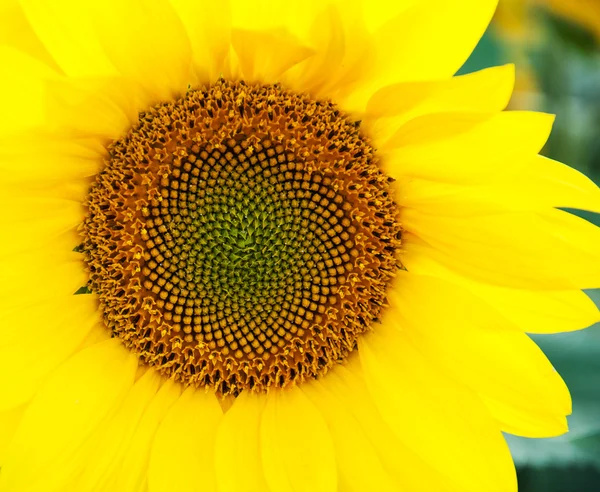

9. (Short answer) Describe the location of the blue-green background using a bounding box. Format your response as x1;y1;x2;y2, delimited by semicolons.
461;8;600;491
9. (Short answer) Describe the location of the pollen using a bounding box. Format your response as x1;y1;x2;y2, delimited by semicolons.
81;80;402;396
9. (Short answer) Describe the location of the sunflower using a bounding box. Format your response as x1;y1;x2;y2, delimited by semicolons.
1;0;600;491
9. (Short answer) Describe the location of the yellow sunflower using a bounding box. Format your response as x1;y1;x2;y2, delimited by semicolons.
2;0;600;491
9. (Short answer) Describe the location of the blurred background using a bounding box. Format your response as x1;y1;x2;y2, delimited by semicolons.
461;1;600;490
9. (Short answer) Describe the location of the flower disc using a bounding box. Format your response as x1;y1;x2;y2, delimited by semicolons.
82;80;402;395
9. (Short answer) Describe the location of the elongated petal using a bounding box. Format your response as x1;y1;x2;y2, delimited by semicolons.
286;4;352;96
215;391;269;492
403;208;600;289
326;357;457;491
398;156;600;216
0;134;101;184
229;0;321;39
19;0;118;77
482;395;568;438
0;295;99;411
169;0;231;83
367;65;514;119
0;250;87;302
46;77;141;139
74;369;163;492
402;238;600;333
0;197;82;256
383;111;554;183
90;0;192;101
389;272;572;435
372;0;497;81
0;0;58;69
231;28;315;82
345;0;498;108
148;387;222;492
365;65;515;144
359;326;517;492
260;387;337;492
302;378;399;492
107;379;182;491
528;155;600;213
0;46;56;136
0;339;138;492
0;405;27;465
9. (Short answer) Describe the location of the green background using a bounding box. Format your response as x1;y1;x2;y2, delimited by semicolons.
461;8;600;491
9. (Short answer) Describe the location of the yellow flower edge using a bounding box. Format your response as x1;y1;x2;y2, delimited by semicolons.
0;1;599;491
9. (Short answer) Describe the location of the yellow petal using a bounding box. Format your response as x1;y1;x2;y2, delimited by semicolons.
0;46;57;136
0;294;99;411
0;197;82;256
398;155;600;216
148;387;222;492
389;272;572;435
107;379;182;492
326;357;457;491
19;0;118;77
229;0;320;39
302;378;398;492
0;339;138;492
0;404;27;465
231;28;315;83
215;391;269;492
285;1;375;101
345;0;498;109
169;0;231;83
359;326;517;492
482;395;568;438
0;250;87;301
0;133;101;184
90;0;193;101
366;65;514;119
260;386;337;492
22;0;193;96
46;76;141;140
527;155;600;213
282;4;347;95
0;0;59;70
383;111;554;183
373;0;497;81
227;0;371;98
365;65;515;144
73;369;162;492
0;228;81;264
403;208;600;289
1;197;82;228
402;238;600;333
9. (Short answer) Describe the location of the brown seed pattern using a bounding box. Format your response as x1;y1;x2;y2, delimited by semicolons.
81;80;402;396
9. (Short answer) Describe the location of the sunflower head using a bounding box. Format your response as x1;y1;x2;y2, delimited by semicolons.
81;79;402;395
1;1;599;492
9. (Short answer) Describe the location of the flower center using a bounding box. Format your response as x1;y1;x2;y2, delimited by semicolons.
82;80;402;396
